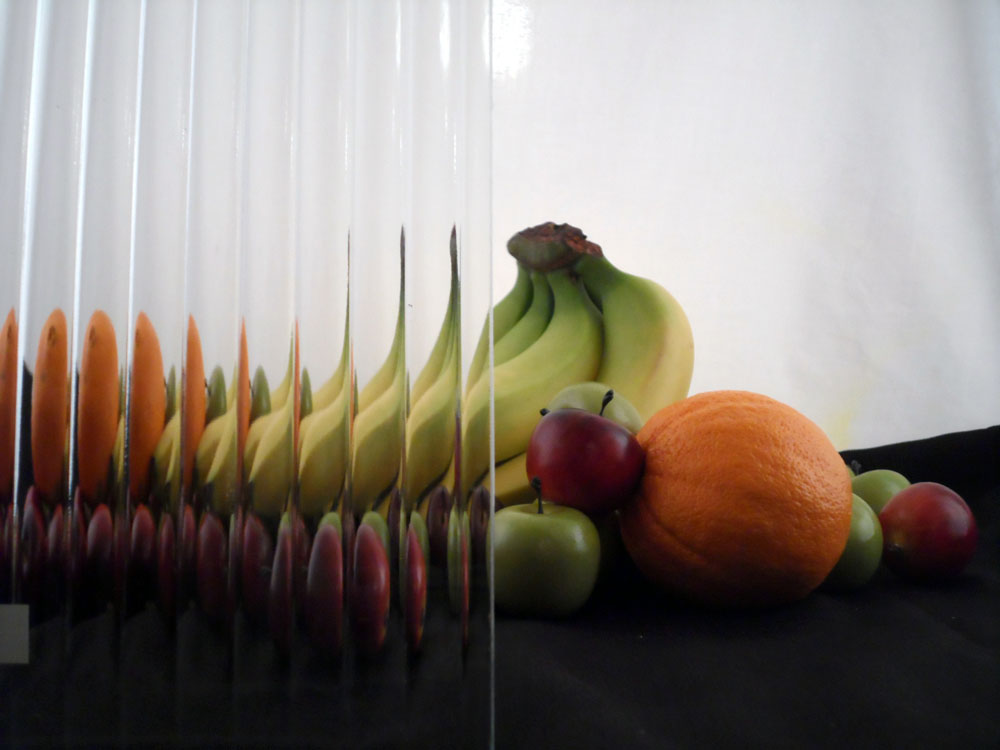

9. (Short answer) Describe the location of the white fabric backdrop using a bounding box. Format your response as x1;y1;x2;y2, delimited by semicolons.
492;0;1000;450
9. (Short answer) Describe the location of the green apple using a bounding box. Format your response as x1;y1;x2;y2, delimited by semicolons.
823;494;883;591
852;469;910;515
546;381;643;434
489;498;600;618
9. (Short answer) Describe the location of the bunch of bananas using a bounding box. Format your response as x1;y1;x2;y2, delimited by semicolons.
180;221;693;524
463;221;694;507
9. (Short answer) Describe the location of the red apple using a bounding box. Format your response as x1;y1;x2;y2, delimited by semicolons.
351;523;390;657
403;525;427;652
879;482;978;582
304;522;343;658
525;393;645;515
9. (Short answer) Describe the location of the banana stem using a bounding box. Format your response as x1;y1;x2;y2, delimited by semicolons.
507;222;603;272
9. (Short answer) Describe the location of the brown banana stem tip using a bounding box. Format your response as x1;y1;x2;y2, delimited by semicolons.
506;222;603;272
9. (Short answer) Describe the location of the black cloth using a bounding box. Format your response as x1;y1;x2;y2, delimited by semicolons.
2;426;998;748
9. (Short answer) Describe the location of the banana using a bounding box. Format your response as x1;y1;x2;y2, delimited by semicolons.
403;245;459;509
310;315;350;413
269;341;294;411
575;253;693;422
461;269;603;492
464;262;532;398
244;346;295;479
410;244;457;409
247;396;293;518
352;255;405;513
112;414;125;484
351;337;404;513
482;451;535;508
203;406;238;515
492;271;553;369
195;406;229;486
297;385;349;518
151;410;180;503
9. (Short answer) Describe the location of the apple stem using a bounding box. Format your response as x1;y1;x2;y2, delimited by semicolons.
600;390;614;416
530;477;543;514
539;408;549;417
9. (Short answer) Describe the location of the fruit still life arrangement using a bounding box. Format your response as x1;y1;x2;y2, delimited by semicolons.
486;222;980;618
0;220;983;659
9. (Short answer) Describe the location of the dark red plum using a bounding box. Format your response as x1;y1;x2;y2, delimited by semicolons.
130;503;156;599
269;522;294;656
880;482;978;582
351;523;390;657
526;407;645;515
196;512;227;623
304;523;343;658
241;512;273;627
157;513;175;620
86;503;113;604
179;503;196;604
20;487;47;603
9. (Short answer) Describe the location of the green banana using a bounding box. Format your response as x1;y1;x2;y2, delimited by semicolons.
576;253;693;422
310;315;350;413
297;384;349;519
464;262;532;398
461;268;603;492
195;404;228;484
151;410;180;504
351;334;404;513
269;342;294;410
352;249;405;513
403;242;459;508
247;396;293;518
492;271;553;368
203;405;238;515
410;255;457;409
482;451;535;507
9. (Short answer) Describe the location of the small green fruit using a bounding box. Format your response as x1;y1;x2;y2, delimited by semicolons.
318;510;342;539
250;366;271;422
546;381;643;434
206;365;227;423
361;510;389;555
824;494;883;591
300;368;313;419
852;469;910;515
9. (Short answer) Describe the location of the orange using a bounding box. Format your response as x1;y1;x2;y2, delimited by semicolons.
0;309;18;501
620;390;851;608
184;315;206;490
77;310;119;504
129;312;166;503
31;308;68;505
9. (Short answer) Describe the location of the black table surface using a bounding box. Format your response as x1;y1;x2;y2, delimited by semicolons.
2;425;999;748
